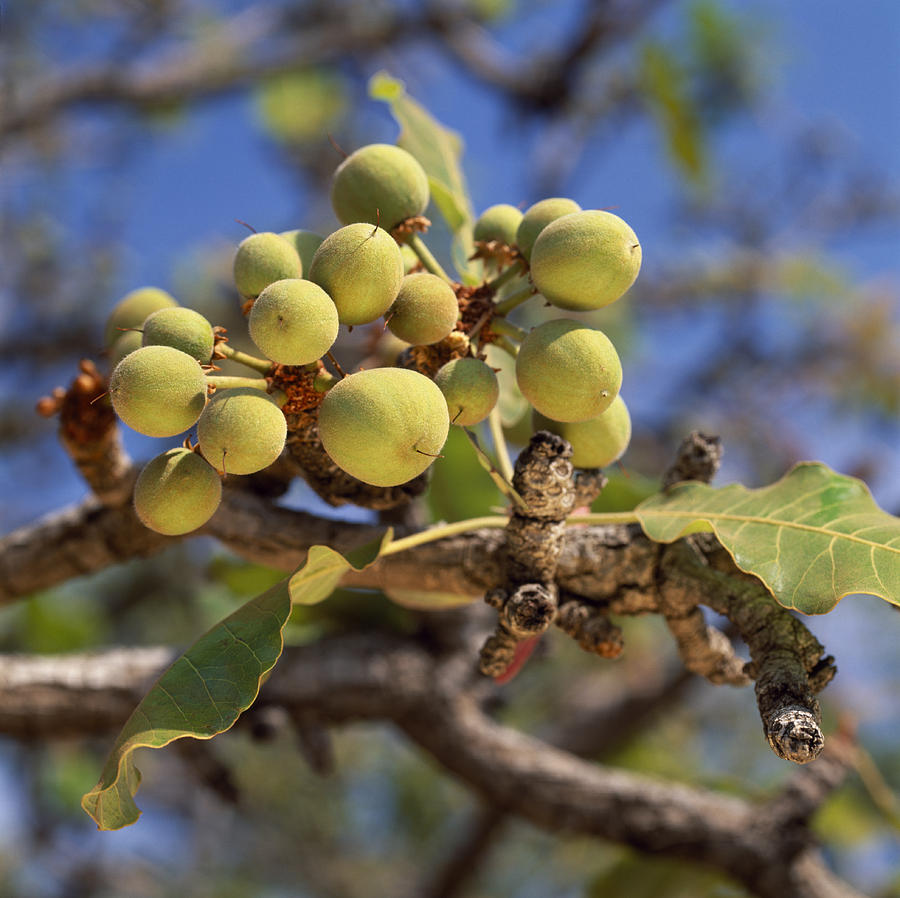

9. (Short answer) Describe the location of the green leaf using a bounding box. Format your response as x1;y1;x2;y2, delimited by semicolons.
636;462;900;614
81;579;292;830
82;533;391;830
288;529;393;605
368;71;476;281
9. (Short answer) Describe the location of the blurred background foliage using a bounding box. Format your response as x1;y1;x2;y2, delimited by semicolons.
1;0;898;895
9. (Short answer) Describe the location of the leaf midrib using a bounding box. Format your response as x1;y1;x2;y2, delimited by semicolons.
639;508;900;554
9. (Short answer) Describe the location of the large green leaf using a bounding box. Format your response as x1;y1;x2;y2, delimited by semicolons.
83;534;391;830
369;71;476;281
636;462;900;614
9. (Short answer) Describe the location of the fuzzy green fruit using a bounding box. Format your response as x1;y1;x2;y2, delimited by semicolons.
530;210;641;311
433;357;499;426
108;329;144;369
248;278;339;365
141;307;215;363
515;198;581;261
386;273;459;345
318;368;449;487
308;223;404;326
233;232;302;298
279;229;324;273
331;144;429;230
532;395;631;468
197;387;287;475
109;345;208;437
133;448;222;535
473;204;523;246
104;287;178;347
515;319;622;423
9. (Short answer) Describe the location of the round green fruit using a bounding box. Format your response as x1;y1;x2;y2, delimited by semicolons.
515;197;581;261
433;357;499;426
386;273;459;345
141;307;215;363
318;367;449;487
197;387;287;475
530;210;641;311
308;223;404;326
108;329;144;369
133;448;222;535
248;278;339;365
532;395;631;468
109;345;208;437
473;204;523;246
515;319;621;423
233;232;302;298
279;229;324;273
331;143;429;230
104;287;178;347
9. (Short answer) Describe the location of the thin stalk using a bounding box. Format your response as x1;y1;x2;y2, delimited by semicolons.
484;260;525;293
494;335;519;358
490;317;527;343
206;375;271;392
493;284;537;316
488;406;514;483
381;516;510;556
408;233;452;282
566;512;641;526
216;343;273;375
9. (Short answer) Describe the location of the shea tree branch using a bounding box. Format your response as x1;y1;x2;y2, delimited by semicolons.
0;639;862;898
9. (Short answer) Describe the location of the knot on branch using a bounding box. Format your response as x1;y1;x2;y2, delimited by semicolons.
766;706;827;765
662;431;723;489
556;598;624;658
502;583;557;638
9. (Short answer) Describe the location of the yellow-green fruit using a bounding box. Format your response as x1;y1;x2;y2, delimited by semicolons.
133;448;222;535
515;319;621;423
318;368;449;486
331;143;429;230
142;307;215;363
233;232;302;298
433;357;500;426
109;345;208;437
197;387;287;475
515;198;581;261
474;204;523;245
104;286;178;346
249;278;339;365
279;229;324;273
308;223;404;325
532;395;631;468
108;329;144;369
530;210;641;311
386;273;459;345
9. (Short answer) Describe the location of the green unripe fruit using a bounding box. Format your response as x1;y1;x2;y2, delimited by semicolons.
530;210;641;311
386;273;459;345
318;368;449;487
515;197;581;261
233;232;302;298
473;204;523;246
433;357;500;426
279;229;324;273
331;143;429;230
108;329;143;369
133;448;222;535
109;345;208;437
248;278;339;365
532;395;631;468
308;223;404;326
141;307;215;363
104;287;178;347
516;319;622;423
197;387;287;475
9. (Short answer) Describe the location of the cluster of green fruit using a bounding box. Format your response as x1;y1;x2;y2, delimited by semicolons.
102;142;639;537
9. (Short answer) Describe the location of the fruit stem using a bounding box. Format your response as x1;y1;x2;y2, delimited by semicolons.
382;516;510;556
484;260;525;293
216;343;273;375
494;335;519;358
565;512;641;525
493;284;537;317
490;317;527;343
488;406;514;483
206;375;271;393
408;233;452;283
